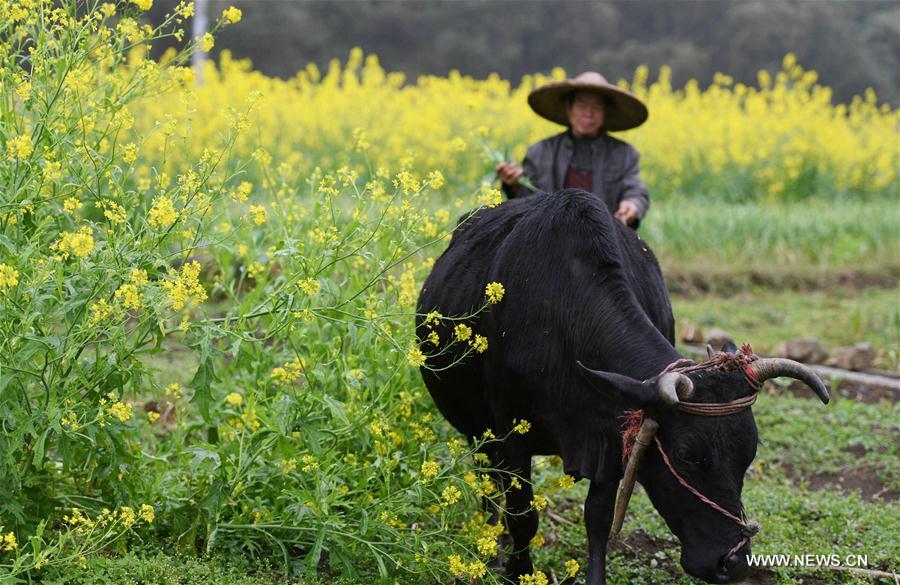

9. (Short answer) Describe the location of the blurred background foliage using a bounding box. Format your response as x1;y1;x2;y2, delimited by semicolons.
146;0;899;105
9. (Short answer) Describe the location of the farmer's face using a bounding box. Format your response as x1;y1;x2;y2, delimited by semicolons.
566;92;605;137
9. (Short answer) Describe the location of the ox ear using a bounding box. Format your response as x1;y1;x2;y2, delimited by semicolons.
721;340;739;354
575;361;655;407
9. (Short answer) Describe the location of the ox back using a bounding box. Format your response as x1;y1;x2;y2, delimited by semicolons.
416;189;678;472
415;189;688;580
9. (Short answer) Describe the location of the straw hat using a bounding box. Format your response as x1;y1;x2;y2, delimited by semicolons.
527;71;648;132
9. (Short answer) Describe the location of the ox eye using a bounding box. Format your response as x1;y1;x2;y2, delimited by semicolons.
674;445;705;469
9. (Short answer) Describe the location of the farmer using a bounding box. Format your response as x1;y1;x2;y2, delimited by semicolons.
496;71;650;228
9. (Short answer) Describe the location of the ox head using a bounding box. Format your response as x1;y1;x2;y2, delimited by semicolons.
577;344;828;584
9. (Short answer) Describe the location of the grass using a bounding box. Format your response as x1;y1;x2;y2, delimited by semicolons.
34;550;288;585
642;198;900;292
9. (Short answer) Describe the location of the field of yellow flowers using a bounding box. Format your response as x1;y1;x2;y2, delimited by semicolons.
0;1;897;583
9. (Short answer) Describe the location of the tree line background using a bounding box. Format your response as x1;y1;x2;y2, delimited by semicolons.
149;0;899;104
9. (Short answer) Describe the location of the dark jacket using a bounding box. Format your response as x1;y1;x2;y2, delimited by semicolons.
502;131;650;222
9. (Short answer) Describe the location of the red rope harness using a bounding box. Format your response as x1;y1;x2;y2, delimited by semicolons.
618;346;762;562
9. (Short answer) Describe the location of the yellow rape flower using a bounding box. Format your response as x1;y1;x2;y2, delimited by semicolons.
424;311;443;326
427;170;445;189
148;196;178;228
56;227;94;258
1;531;16;552
298;277;320;296
233;181;252;203
519;571;549;585
130;268;148;286
441;485;462;506
278;458;297;474
200;32;214;52
107;400;132;423
101;200;127;224
530;494;548;511
248;204;267;225
514;419;531;434
420;460;439;480
0;264;19;289
6;134;33;160
63;197;82;214
448;554;467;578
270;358;305;385
485;281;505;303
130;0;152;9
160;261;207;310
564;559;580;578
558;474;576;490
476;535;498;557
467;560;487;579
122;143;137;164
406;346;426;367
119;506;136;527
164;383;181;398
352;128;369;152
477;186;503;208
138;504;154;523
300;454;318;472
176;1;193;17
222;6;242;24
453;323;472;342
43;159;62;181
114;283;141;310
470;334;488;353
225;392;243;406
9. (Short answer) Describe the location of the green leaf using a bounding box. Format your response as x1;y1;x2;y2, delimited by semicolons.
31;428;50;470
305;525;326;574
189;335;220;425
324;395;350;427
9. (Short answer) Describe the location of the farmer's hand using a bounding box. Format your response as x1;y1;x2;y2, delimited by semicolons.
495;161;523;186
614;200;639;226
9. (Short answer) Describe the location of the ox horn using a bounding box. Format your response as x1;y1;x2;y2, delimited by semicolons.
610;417;659;539
657;372;694;405
749;358;830;404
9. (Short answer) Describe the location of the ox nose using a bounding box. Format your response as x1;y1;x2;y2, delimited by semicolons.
713;550;750;583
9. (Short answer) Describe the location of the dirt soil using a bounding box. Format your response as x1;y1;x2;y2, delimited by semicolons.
666;268;900;297
781;457;898;503
783;379;898;405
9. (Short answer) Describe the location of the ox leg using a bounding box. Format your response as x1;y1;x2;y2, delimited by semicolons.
502;453;536;581
583;479;617;585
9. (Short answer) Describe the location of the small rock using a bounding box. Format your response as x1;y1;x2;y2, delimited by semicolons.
775;338;829;364
679;322;704;343
826;343;875;370
703;328;733;351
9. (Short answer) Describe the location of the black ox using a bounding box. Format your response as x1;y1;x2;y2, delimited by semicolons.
415;190;828;584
